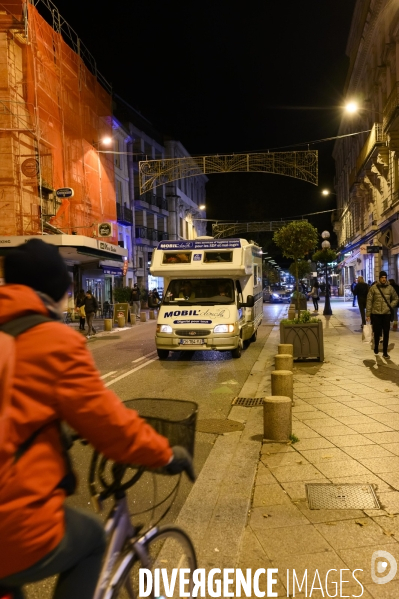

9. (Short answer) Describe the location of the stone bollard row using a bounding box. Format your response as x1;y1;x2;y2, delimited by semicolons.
275;353;293;371
263;396;292;441
149;310;156;320
130;313;136;325
140;311;147;322
104;318;112;332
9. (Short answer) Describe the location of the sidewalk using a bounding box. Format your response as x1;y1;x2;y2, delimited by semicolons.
177;301;399;598
65;311;155;337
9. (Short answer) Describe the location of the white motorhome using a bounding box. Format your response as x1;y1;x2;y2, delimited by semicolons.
150;237;263;359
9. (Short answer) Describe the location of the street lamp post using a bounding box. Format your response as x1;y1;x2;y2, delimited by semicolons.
321;231;332;316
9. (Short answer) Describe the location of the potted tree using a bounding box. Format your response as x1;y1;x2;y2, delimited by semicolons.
274;221;324;361
273;221;318;314
288;259;311;311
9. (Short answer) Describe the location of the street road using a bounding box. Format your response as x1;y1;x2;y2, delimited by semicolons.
25;303;285;598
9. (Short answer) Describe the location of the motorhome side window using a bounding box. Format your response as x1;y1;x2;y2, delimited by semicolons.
162;252;192;264
203;251;233;262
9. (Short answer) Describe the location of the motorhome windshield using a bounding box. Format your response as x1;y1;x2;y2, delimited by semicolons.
163;278;235;305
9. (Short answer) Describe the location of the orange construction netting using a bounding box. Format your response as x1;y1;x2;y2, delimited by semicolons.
0;0;117;242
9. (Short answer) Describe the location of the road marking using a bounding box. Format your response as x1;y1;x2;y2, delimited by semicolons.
132;350;157;363
100;371;118;380
104;359;157;387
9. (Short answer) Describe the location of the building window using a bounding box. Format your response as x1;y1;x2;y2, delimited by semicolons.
139;257;143;268
116;179;123;204
114;139;121;169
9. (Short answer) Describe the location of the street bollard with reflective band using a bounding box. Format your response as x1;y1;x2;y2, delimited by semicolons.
271;370;293;405
104;319;112;332
140;311;147;322
275;353;293;372
263;396;292;441
278;343;293;356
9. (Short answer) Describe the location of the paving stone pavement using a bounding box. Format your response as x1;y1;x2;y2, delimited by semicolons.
241;301;399;598
176;300;399;598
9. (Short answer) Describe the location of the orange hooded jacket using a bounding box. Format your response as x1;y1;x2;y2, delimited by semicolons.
0;285;172;577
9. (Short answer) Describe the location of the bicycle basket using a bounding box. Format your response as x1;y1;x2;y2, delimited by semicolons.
123;398;198;458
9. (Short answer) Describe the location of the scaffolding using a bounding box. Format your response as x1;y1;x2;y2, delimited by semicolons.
0;0;116;241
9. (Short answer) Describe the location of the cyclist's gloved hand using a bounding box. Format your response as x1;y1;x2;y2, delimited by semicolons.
165;446;196;482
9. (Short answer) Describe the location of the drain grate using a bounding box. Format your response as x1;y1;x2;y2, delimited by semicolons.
196;419;245;434
232;397;264;407
306;483;380;510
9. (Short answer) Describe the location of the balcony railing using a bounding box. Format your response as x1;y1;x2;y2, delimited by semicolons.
135;227;168;241
134;190;168;211
384;81;399;131
355;123;386;174
116;204;133;225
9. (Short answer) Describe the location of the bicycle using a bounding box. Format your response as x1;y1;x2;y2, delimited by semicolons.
1;399;198;599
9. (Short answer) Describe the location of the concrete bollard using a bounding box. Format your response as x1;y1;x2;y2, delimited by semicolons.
275;353;293;372
104;318;112;332
149;310;156;320
130;313;136;325
278;343;293;356
288;305;296;320
140;311;147;322
271;370;293;404
117;315;125;328
263;396;292;441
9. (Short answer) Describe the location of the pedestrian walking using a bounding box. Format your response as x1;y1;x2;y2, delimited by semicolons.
351;278;358;307
84;290;98;338
310;282;320;313
131;284;141;316
354;276;369;328
75;289;86;331
0;239;194;599
366;271;398;358
389;279;399;330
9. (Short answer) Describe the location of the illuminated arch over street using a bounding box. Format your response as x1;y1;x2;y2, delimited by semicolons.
139;150;318;194
212;220;304;238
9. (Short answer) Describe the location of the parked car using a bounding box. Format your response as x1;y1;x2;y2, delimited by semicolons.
263;286;291;303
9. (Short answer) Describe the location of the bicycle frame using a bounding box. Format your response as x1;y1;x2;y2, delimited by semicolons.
93;496;135;599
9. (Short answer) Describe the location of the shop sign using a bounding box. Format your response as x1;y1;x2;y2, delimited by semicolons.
367;246;381;253
56;187;74;198
98;222;113;237
360;245;368;254
114;303;129;324
21;158;39;178
122;260;128;275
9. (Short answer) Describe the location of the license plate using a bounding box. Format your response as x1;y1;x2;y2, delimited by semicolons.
179;339;205;345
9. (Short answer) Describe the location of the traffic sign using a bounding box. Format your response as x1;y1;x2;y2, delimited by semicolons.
366;246;381;253
56;187;74;198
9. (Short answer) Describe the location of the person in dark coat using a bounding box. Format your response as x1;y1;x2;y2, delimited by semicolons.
84;290;98;338
351;278;358;307
75;289;86;330
366;271;399;358
354;276;369;328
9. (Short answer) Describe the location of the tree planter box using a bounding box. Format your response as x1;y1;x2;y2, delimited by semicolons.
280;321;324;361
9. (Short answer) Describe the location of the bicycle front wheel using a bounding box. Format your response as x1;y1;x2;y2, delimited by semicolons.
110;525;197;599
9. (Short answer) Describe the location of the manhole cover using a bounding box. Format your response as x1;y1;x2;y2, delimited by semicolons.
232;397;264;407
306;483;380;510
196;419;245;434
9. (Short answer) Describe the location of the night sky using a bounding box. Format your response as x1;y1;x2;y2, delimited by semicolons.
43;0;357;255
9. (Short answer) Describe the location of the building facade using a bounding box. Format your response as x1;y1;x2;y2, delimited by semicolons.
333;0;399;290
0;2;127;310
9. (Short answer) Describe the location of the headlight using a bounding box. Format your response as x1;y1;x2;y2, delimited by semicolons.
157;324;173;333
272;294;280;298
213;324;235;333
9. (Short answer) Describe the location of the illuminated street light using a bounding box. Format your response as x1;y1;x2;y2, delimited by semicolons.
345;101;358;114
199;204;206;210
101;136;112;145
